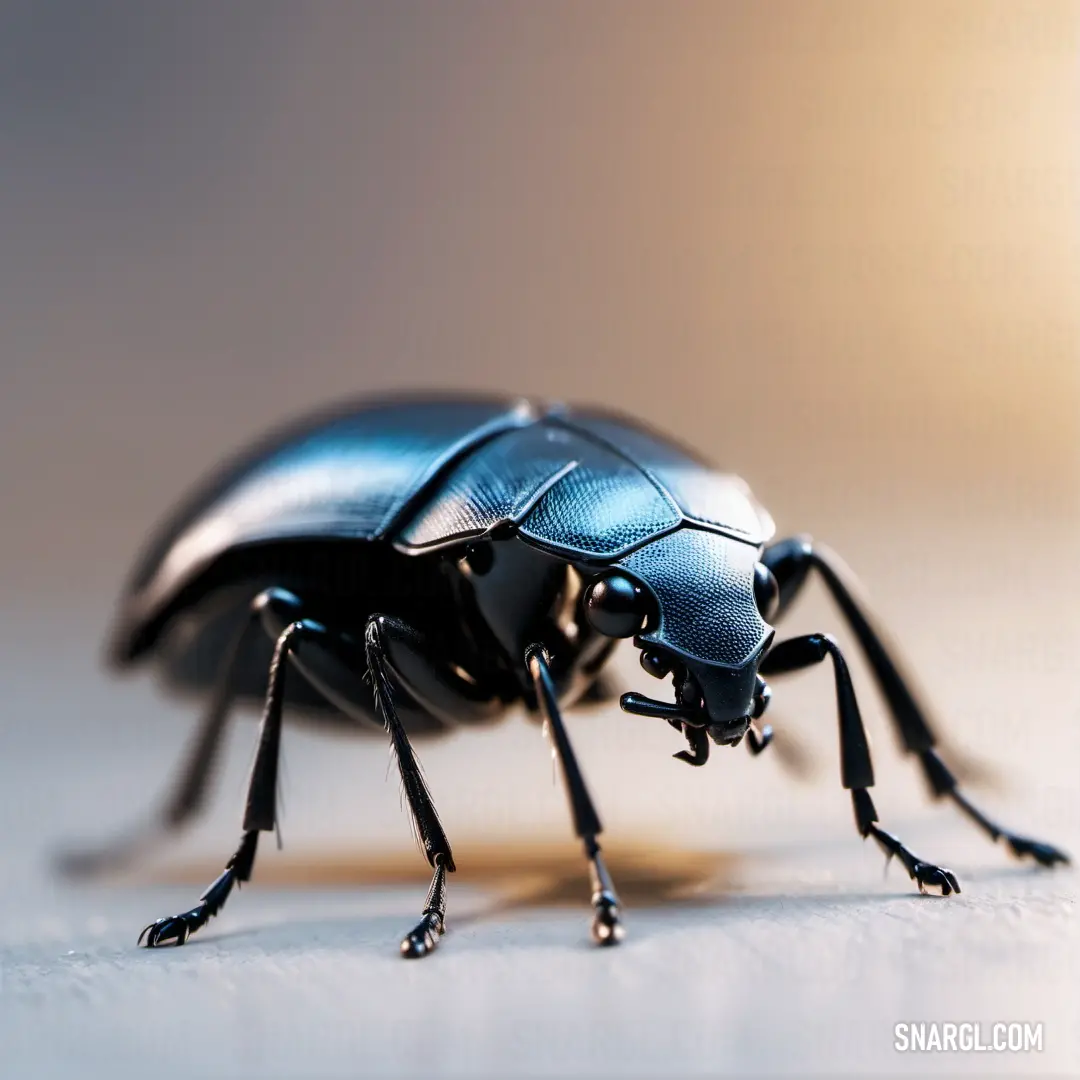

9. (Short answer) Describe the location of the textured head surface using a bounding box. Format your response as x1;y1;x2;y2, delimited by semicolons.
614;527;772;670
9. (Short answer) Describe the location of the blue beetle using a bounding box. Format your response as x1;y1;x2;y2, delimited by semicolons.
64;395;1068;956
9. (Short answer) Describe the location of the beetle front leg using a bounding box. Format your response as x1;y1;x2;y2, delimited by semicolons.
763;537;1069;868
526;644;623;945
760;634;961;896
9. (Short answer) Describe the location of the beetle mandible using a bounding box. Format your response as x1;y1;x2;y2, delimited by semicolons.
63;395;1069;956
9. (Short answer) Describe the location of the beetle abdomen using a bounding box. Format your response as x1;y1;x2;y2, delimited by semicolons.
111;396;535;663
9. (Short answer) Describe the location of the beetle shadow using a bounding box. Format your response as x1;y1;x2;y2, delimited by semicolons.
148;837;952;952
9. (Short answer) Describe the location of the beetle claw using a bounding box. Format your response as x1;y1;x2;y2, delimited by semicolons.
139;913;194;947
1004;834;1071;867
590;893;624;946
399;912;444;959
911;862;961;897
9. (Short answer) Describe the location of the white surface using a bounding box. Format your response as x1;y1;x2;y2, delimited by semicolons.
1;521;1078;1078
1;834;1076;1078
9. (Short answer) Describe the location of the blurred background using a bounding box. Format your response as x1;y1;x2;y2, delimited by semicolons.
1;3;1077;1077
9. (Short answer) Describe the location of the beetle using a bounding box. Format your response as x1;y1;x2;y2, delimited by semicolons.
64;394;1069;956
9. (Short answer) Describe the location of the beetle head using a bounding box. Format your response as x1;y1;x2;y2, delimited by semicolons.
583;528;776;764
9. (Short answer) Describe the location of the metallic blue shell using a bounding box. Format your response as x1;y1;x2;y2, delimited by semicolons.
122;397;534;628
395;407;774;556
115;394;775;666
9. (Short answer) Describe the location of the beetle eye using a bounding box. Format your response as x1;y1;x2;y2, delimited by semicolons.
754;563;779;621
583;571;648;638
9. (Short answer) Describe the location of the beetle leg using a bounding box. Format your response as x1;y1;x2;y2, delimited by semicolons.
364;614;505;729
762;537;1069;868
399;857;449;960
919;750;1069;868
141;614;311;946
363;615;459;958
526;644;624;946
58;595;277;879
761;633;961;897
745;723;773;756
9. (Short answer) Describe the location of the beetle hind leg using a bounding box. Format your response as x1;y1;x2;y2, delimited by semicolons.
137;596;477;953
140;831;259;946
57;607;261;880
141;594;308;947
